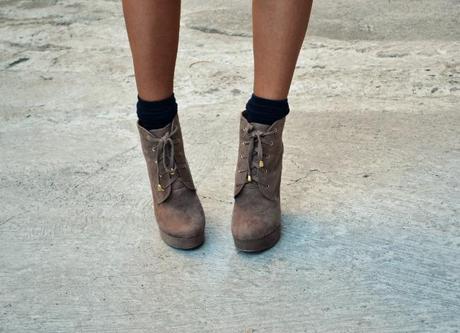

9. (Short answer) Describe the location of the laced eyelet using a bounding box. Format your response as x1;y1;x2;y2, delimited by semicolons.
270;141;274;146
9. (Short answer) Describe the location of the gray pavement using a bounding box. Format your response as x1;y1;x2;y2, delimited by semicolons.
1;0;459;332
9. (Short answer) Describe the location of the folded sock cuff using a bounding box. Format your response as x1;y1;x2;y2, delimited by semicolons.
244;94;290;125
137;94;178;130
248;94;288;109
137;94;177;113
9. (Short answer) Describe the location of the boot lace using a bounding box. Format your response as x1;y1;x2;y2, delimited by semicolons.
151;125;178;191
239;124;276;188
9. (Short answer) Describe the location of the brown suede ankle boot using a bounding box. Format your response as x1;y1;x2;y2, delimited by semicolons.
232;113;286;252
138;114;205;249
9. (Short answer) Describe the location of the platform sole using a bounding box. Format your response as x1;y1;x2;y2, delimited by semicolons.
233;226;281;252
159;230;204;250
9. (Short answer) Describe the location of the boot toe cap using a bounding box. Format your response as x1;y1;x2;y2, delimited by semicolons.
231;202;280;241
155;191;205;239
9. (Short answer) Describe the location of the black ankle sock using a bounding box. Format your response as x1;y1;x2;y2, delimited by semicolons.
137;94;178;130
243;94;290;125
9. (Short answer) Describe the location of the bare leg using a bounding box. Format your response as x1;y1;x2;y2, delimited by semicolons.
231;1;314;252
124;1;205;249
252;0;313;100
122;0;181;101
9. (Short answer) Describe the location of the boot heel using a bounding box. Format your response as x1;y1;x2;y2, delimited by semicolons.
159;230;204;250
233;227;281;252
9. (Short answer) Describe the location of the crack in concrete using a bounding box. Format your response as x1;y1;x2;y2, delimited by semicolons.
1;41;72;52
72;145;138;190
188;25;251;38
6;57;29;69
286;169;326;185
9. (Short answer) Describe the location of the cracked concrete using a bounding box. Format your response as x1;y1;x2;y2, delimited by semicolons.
1;0;459;332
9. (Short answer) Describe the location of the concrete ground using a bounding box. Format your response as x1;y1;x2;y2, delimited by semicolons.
1;0;459;332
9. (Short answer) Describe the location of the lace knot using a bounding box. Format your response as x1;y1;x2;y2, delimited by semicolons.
243;125;275;185
151;125;178;191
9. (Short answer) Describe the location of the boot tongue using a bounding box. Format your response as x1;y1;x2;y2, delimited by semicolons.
148;122;185;190
148;122;172;138
250;121;271;132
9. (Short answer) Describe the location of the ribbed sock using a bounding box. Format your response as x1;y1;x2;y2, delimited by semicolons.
137;94;178;130
243;94;290;125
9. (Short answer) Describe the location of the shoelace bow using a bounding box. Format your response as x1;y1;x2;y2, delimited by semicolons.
151;125;179;192
240;124;276;187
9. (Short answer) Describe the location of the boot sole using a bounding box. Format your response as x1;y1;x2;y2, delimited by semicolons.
159;230;204;250
233;226;281;252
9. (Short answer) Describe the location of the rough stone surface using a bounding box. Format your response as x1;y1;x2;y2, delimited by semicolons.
1;1;459;332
